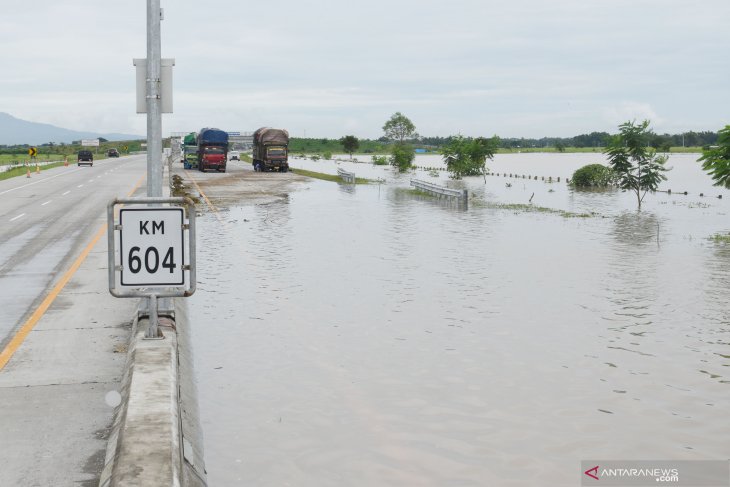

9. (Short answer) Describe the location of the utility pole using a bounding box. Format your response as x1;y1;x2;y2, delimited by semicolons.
147;0;162;198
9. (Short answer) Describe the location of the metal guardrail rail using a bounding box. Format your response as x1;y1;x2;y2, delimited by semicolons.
337;167;356;183
410;179;468;203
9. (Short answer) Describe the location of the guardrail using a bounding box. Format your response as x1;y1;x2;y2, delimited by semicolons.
337;167;356;183
0;159;66;173
410;179;468;204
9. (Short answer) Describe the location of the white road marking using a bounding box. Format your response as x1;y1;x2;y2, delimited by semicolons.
62;191;70;195
77;184;83;188
41;200;52;206
10;213;25;222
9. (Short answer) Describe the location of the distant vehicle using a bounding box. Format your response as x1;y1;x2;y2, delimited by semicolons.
229;151;240;161
197;128;228;172
107;148;119;157
182;133;198;169
77;150;94;167
252;127;289;172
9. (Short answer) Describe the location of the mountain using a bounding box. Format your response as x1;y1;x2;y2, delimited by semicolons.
0;112;143;145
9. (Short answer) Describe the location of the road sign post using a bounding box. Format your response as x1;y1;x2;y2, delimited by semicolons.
107;197;196;338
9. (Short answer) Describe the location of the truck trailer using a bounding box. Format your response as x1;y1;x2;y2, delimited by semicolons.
197;128;229;172
182;132;198;169
252;127;289;172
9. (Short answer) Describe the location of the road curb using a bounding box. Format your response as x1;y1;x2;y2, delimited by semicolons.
98;301;206;487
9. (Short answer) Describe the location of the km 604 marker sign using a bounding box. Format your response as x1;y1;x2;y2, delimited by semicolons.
120;208;184;286
107;197;196;298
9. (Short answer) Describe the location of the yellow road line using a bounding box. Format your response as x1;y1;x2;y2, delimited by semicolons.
0;176;144;371
184;170;223;221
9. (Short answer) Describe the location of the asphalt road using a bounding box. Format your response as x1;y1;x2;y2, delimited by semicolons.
0;155;147;350
0;154;151;485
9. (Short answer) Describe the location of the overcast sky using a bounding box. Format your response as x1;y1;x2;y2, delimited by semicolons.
2;0;728;139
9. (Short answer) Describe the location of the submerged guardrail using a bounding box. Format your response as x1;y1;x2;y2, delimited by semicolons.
410;179;468;205
337;167;356;183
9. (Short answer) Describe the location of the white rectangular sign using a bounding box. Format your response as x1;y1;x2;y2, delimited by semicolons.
81;139;100;147
119;208;185;286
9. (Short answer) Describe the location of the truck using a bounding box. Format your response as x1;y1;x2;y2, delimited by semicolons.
197;128;229;172
252;127;289;172
182;133;198;169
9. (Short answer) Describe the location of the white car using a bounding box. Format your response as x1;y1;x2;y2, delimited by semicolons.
229;151;240;161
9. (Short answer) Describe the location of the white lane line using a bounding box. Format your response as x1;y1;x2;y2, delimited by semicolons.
77;184;84;188
41;200;52;206
88;179;94;182
62;190;70;195
10;213;25;222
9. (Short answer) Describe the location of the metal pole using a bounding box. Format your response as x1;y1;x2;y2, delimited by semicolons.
147;0;162;198
147;0;162;330
147;294;160;338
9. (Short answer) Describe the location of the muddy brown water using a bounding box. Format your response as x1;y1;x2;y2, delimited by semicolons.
187;155;729;486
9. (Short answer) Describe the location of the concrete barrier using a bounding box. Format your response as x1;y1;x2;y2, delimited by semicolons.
99;300;206;487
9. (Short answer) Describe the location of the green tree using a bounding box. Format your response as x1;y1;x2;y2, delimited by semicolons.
440;135;499;180
389;143;415;172
571;164;616;187
699;125;730;189
604;120;669;210
339;135;360;158
383;112;417;172
555;140;566;152
382;112;417;143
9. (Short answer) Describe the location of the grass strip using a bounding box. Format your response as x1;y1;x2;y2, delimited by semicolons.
291;168;372;184
0;161;68;181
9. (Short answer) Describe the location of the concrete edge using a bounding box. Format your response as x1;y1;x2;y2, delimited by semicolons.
98;302;207;487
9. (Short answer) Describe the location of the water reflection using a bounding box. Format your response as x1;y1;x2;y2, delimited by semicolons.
189;160;730;486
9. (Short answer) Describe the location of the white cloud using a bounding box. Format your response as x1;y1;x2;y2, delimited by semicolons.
1;0;728;138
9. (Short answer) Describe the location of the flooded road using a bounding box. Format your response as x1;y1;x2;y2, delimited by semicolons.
188;154;730;486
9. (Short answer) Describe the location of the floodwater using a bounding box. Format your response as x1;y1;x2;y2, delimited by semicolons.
189;153;730;486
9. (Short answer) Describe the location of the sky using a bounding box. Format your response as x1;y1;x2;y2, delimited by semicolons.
2;0;729;139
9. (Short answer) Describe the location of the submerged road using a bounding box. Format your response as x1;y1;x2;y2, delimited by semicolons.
0;155;147;349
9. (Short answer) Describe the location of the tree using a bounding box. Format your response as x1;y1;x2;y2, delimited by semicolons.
699;125;730;189
604;120;669;210
382;112;417;143
382;113;418;172
389;143;415;172
339;135;360;158
555;140;566;152
440;135;499;180
571;164;616;187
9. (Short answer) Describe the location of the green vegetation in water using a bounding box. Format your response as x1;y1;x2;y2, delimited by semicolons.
571;163;616;188
291;168;372;184
710;232;730;243
170;174;200;203
483;202;598;218
0;161;68;181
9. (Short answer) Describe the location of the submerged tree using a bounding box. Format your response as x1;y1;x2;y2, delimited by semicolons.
339;135;360;159
383;112;417;172
699;125;730;189
571;164;616;188
389;143;415;172
604;120;669;210
440;135;499;180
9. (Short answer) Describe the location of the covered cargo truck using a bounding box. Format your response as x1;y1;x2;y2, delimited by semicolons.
197;127;229;172
252;127;289;172
182;132;198;169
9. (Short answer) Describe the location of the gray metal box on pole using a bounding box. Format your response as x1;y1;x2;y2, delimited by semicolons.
133;58;175;114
